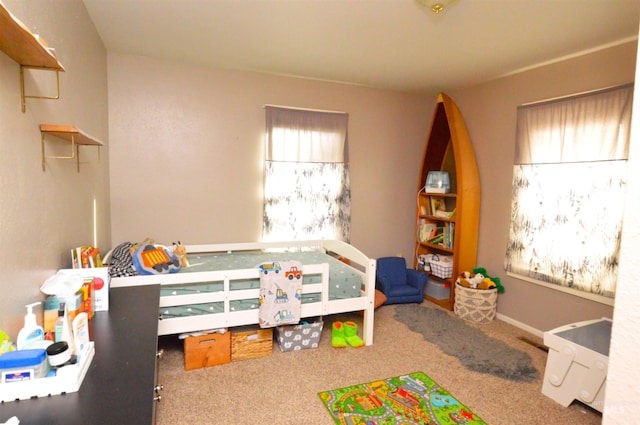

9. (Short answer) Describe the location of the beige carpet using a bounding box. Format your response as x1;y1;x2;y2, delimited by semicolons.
155;303;602;425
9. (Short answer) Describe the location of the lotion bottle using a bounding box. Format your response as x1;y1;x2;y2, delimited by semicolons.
72;312;89;358
16;302;45;350
59;302;76;356
54;303;65;342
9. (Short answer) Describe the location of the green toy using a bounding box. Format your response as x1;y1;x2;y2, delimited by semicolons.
0;329;15;354
472;267;505;293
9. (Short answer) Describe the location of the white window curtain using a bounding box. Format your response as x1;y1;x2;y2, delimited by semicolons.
263;106;350;242
504;84;633;299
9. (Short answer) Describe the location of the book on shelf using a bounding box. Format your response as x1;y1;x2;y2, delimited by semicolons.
427;227;444;244
443;222;455;249
419;222;437;242
434;207;456;219
426;223;454;248
71;246;103;269
429;196;445;216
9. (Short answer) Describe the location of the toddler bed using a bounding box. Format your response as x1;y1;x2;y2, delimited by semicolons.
109;239;376;345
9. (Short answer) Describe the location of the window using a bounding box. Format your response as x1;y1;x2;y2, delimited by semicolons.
262;106;350;242
504;84;633;302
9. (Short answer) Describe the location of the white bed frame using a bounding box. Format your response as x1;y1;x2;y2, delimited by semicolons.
109;239;376;345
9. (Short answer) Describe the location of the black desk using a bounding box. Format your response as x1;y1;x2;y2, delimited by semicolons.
0;285;161;425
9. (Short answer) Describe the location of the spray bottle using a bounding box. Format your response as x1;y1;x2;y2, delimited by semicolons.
16;302;45;350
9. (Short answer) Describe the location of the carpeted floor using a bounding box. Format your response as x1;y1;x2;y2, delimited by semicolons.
155;302;602;425
394;304;539;382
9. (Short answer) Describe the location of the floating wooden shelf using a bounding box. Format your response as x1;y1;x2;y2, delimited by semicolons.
0;2;65;111
40;124;104;172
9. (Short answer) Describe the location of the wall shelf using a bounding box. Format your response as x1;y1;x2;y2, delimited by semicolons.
0;2;65;112
40;124;104;172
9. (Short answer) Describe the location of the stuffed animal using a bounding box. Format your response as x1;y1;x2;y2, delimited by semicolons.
472;267;505;293
456;271;485;289
173;241;189;268
457;269;502;291
477;277;497;290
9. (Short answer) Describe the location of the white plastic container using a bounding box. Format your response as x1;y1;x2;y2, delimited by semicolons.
0;349;49;383
16;302;45;350
0;341;95;402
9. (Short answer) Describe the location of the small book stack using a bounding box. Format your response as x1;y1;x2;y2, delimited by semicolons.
70;246;103;269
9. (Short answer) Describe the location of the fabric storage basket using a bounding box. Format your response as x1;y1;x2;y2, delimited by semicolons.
231;327;273;361
454;282;498;324
276;318;323;352
424;254;453;279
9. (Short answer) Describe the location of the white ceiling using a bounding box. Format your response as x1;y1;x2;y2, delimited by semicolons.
82;0;640;94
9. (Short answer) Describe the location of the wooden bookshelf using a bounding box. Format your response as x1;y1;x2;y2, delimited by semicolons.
414;93;480;310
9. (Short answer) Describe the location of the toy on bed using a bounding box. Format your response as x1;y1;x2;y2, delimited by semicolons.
132;242;180;275
173;242;189;268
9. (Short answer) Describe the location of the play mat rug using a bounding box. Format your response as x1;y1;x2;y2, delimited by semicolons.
318;371;487;425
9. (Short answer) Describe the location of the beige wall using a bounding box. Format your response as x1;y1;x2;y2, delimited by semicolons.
450;41;637;332
0;0;109;336
107;52;432;260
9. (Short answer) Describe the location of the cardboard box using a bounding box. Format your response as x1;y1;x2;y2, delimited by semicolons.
276;319;323;352
231;327;273;362
184;332;230;370
78;267;109;312
57;268;110;312
79;278;95;319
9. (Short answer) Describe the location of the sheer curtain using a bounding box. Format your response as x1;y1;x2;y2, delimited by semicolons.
504;84;633;299
262;106;350;242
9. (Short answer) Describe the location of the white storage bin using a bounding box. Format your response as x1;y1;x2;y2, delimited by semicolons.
424;254;453;279
542;318;610;412
0;342;94;402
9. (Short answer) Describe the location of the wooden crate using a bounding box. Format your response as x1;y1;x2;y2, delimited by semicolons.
231;327;273;361
183;331;230;370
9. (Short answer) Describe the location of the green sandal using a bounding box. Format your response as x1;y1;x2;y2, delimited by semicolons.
344;321;365;348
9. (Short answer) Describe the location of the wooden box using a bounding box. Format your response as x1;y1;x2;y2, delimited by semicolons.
184;331;230;370
231;327;273;362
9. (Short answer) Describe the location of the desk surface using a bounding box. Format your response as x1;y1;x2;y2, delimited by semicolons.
0;285;160;425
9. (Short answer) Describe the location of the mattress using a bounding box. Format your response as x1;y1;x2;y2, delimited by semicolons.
159;251;362;319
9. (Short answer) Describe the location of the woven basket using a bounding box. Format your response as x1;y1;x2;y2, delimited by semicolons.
454;282;497;324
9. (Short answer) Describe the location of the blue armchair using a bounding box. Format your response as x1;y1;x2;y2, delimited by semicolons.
375;257;428;305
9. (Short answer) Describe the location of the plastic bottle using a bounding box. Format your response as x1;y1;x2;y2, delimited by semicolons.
16;302;45;350
72;312;89;357
54;303;65;342
59;302;76;355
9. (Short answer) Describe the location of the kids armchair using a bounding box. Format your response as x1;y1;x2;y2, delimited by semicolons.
375;256;428;305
